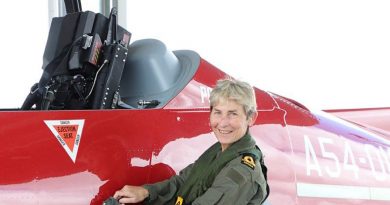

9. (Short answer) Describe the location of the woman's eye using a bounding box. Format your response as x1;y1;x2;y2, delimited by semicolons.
228;112;238;117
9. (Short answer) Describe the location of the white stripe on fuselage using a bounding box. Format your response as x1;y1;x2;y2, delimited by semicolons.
297;182;390;201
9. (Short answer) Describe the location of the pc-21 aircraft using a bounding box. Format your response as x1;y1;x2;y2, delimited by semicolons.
1;0;390;204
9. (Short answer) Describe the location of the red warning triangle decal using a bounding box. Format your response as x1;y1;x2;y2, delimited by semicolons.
44;119;85;163
53;124;79;151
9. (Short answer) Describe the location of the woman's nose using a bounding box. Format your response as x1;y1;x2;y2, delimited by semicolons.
218;115;230;127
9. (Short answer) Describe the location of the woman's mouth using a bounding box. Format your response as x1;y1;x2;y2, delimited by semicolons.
218;129;232;134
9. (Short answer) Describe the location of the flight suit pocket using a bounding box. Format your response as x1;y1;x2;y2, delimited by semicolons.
192;188;224;205
255;177;266;190
253;177;267;202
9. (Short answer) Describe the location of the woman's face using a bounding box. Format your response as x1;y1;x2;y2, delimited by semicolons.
210;99;257;151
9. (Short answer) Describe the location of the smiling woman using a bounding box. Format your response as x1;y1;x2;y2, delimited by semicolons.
209;79;258;151
112;78;269;205
210;100;254;151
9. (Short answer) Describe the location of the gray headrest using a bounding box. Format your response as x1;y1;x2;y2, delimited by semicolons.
119;39;200;108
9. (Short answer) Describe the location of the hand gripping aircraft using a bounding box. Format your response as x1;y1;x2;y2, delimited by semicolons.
1;1;390;204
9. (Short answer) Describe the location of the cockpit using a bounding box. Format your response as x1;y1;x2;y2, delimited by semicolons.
21;9;199;110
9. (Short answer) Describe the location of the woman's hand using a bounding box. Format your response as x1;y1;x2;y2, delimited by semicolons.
113;185;149;204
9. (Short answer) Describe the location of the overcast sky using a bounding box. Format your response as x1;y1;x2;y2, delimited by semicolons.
0;0;389;110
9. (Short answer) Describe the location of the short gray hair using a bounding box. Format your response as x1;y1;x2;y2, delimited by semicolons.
210;78;257;118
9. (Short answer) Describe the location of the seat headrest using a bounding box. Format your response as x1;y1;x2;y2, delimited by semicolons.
119;39;200;108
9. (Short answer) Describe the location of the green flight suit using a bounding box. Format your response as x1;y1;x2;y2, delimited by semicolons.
143;151;268;205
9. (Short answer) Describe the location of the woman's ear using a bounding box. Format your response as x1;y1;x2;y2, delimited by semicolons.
248;112;258;126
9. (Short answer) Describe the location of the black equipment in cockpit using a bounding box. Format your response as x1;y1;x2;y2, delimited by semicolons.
21;8;131;110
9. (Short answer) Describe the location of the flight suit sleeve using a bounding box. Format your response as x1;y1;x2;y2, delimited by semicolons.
192;157;267;205
142;163;194;205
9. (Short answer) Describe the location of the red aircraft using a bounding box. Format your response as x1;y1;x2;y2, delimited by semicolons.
1;1;390;205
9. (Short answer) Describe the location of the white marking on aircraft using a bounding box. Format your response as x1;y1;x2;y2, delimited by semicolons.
297;182;390;201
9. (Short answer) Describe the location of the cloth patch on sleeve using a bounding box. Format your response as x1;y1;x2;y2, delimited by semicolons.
241;154;256;170
226;167;246;186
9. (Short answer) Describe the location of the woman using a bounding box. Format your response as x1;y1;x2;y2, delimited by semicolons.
113;78;269;204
